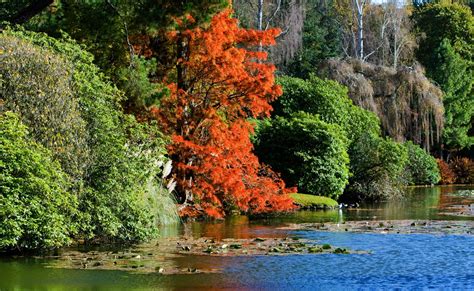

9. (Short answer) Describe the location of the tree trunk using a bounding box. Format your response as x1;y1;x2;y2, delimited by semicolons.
355;0;364;60
177;34;188;92
257;0;264;30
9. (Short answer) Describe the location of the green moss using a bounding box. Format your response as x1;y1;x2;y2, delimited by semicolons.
290;193;339;209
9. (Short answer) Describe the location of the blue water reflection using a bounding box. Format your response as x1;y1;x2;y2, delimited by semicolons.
224;231;474;289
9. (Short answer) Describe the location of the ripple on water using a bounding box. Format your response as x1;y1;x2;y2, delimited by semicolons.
225;231;474;289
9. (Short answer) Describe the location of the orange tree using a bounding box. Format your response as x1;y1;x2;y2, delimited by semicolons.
152;9;294;218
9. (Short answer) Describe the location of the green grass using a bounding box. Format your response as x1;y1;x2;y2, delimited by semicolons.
290;193;339;209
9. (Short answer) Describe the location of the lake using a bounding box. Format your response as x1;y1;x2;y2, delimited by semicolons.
1;185;473;290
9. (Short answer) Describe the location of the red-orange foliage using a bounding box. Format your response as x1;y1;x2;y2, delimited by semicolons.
436;159;456;184
152;9;295;218
449;157;474;184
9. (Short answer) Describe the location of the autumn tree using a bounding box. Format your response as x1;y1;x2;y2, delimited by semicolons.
154;10;294;218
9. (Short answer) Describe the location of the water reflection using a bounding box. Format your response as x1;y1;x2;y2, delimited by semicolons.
159;186;473;241
0;186;473;290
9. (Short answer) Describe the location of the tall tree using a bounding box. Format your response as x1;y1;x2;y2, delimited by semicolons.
154;10;294;218
287;0;343;78
413;1;473;74
432;40;474;152
363;0;416;68
233;0;306;67
413;2;474;152
12;0;228;73
333;0;368;60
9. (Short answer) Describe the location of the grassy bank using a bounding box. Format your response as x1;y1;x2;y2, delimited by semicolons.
290;193;339;209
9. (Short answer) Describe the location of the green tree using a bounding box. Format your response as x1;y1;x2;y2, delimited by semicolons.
432;39;474;150
286;0;342;77
413;2;474;151
413;2;473;72
404;141;441;185
274;75;380;143
345;133;409;201
274;75;352;127
0;112;77;250
255;113;349;200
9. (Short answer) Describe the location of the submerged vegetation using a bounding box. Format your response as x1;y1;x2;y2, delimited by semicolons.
0;0;473;251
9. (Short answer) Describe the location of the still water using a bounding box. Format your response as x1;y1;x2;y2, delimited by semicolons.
1;186;473;290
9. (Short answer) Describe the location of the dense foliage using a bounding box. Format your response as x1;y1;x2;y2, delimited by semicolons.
449;157;474;184
0;112;77;250
274;76;352;127
0;34;89;181
345;133;409;202
437;159;456;184
21;0;229;76
255;113;349;199
404;141;441;185
431;39;473;151
413;2;473;73
413;2;474;151
286;0;342;77
0;29;178;246
260;75;409;202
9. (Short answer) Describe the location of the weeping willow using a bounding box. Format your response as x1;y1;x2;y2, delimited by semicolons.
320;59;444;151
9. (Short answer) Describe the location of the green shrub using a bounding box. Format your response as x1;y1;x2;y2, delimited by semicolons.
1;28;178;243
255;113;349;200
404;141;441;185
0;112;77;250
346;105;381;145
274;75;352;127
345;133;409;201
274;74;410;202
0;34;89;181
275;75;381;144
78;116;178;242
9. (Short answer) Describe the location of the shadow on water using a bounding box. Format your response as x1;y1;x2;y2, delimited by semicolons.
0;185;473;290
